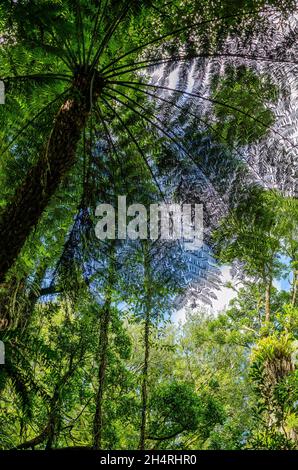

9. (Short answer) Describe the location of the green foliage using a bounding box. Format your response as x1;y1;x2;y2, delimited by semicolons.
0;0;297;452
247;429;296;450
211;66;278;145
148;382;202;438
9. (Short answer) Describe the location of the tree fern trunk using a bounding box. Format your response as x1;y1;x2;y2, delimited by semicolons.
0;74;103;287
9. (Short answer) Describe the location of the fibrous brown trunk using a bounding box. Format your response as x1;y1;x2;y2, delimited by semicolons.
0;72;103;286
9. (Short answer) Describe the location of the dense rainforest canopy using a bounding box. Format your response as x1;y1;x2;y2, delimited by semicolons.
0;0;297;450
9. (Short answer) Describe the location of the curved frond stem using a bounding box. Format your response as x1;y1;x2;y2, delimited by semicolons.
60;39;78;69
46;28;77;69
102;89;223;206
2;39;73;75
2;73;72;83
94;104;130;193
75;0;86;66
90;3;129;72
112;81;275;191
86;0;103;66
108;80;297;149
41;24;77;69
0;87;71;157
103;53;298;80
100;96;167;203
100;7;273;74
103;56;194;79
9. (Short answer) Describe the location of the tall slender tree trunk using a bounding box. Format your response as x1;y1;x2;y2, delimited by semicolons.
265;278;272;323
0;72;104;285
139;306;150;450
45;384;61;450
92;245;115;450
92;303;111;450
45;353;75;449
292;270;298;307
139;244;151;451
